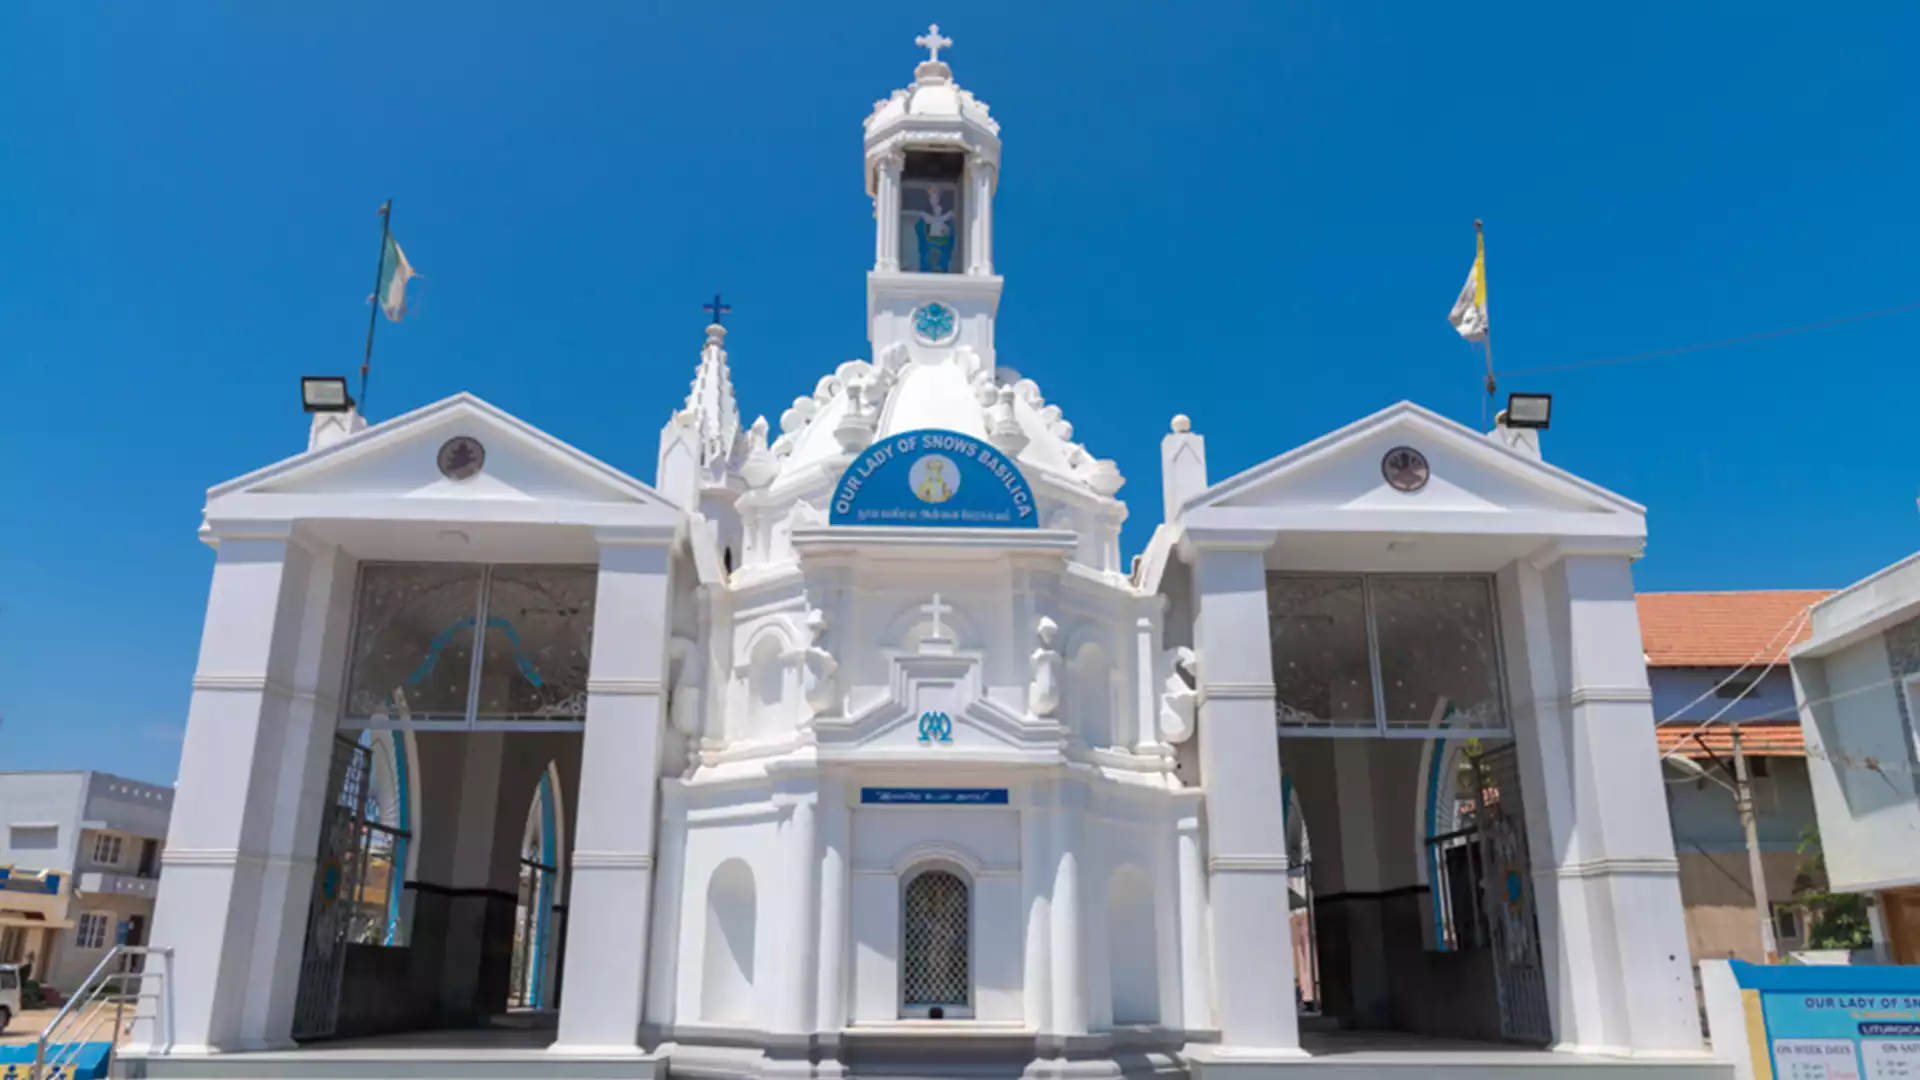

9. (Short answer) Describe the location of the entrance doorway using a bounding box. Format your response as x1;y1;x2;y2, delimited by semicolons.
1267;571;1549;1045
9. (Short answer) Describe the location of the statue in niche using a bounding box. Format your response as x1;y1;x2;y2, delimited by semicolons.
801;609;841;719
1028;616;1062;718
902;182;958;273
1159;646;1199;744
667;635;704;774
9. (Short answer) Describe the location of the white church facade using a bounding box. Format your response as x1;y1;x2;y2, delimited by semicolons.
124;30;1726;1080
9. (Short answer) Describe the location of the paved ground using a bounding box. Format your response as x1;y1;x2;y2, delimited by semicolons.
0;1007;134;1046
0;1007;58;1044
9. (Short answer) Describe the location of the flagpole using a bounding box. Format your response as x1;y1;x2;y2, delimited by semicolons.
361;200;393;414
1477;219;1496;422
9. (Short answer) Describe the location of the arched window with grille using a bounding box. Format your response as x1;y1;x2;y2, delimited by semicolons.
900;868;972;1019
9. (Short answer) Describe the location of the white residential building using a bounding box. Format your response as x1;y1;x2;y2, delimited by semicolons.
0;770;171;991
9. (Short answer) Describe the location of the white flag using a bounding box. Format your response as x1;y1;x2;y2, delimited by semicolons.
375;233;418;322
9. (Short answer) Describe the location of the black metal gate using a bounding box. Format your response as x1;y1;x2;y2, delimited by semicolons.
291;737;372;1040
1474;745;1552;1044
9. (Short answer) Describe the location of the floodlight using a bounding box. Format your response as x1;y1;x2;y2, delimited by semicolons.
302;376;353;413
1504;392;1552;430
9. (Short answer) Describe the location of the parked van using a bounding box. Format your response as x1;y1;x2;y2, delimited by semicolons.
0;962;20;1032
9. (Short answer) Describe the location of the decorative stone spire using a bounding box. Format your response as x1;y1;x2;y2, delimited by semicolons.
685;323;743;485
657;323;747;509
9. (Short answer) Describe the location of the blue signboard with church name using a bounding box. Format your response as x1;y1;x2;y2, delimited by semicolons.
831;428;1037;528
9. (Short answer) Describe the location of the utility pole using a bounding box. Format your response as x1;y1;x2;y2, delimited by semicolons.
1729;719;1780;962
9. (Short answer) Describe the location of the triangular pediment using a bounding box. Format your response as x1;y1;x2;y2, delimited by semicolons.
211;393;675;511
1187;401;1642;521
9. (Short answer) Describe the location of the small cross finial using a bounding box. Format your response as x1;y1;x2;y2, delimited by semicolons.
915;24;952;64
922;593;953;639
703;290;731;327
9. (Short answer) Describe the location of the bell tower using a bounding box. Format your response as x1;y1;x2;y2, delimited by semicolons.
864;26;1003;365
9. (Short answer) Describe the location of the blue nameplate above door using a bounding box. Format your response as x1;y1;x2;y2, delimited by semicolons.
861;787;1010;806
830;429;1037;528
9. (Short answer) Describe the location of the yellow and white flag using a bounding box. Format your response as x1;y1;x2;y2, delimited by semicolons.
1448;230;1488;342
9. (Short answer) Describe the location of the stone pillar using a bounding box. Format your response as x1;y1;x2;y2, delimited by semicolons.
439;733;506;1023
1173;805;1212;1033
554;531;675;1054
775;783;821;1035
1501;552;1701;1055
875;151;902;272
966;154;994;275
1020;793;1054;1033
816;777;852;1033
1048;788;1087;1037
1133;616;1163;754
139;529;349;1053
1188;541;1300;1055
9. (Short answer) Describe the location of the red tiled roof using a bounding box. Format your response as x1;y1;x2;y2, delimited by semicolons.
1656;721;1805;758
1636;590;1833;668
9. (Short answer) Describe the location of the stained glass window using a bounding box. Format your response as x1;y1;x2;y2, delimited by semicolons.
345;564;483;723
473;567;596;723
1268;576;1376;730
344;563;596;727
1372;576;1505;732
1269;573;1508;735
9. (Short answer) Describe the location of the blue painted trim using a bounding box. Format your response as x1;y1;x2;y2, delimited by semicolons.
385;734;411;946
1423;706;1458;951
531;771;557;1009
390;614;550;714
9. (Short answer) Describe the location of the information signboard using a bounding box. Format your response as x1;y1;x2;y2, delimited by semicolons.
1724;961;1920;1080
830;429;1038;528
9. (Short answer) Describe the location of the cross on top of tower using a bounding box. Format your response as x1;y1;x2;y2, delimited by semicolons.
915;24;952;64
703;290;731;327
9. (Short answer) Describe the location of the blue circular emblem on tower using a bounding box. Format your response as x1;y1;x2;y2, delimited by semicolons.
913;302;958;344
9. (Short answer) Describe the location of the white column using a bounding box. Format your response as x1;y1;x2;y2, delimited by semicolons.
1174;806;1212;1033
815;777;852;1033
1189;541;1300;1054
554;533;675;1053
1558;553;1701;1052
1503;553;1702;1055
1133;616;1163;755
240;543;354;1048
1020;793;1054;1033
776;785;821;1033
139;529;344;1053
1048;789;1087;1036
965;154;994;275
643;791;688;1029
875;151;902;272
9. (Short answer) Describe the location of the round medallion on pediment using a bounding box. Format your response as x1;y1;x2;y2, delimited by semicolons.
437;436;487;481
1381;446;1429;493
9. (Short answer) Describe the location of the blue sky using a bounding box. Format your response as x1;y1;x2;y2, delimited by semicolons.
2;3;1915;784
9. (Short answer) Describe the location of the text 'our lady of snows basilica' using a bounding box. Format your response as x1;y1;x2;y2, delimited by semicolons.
133;26;1717;1080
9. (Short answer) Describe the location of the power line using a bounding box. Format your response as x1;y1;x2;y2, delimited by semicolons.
1495;300;1920;379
